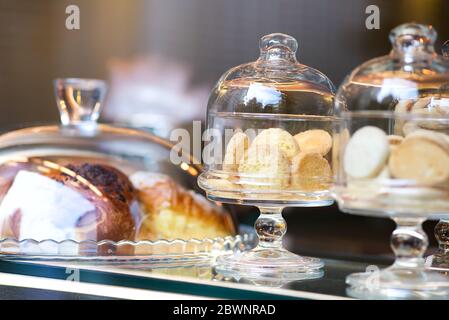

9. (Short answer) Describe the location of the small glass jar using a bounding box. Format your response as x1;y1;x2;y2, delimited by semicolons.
333;23;449;299
198;33;336;281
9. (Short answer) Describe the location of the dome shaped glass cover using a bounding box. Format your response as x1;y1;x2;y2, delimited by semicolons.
198;33;336;282
332;23;449;300
199;33;336;205
0;78;241;260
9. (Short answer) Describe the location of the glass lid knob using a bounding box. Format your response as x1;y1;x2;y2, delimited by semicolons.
389;23;436;53
54;78;107;129
259;33;298;63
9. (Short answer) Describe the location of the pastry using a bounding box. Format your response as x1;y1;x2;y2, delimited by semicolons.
389;135;449;185
238;144;290;190
294;129;332;156
130;172;236;241
343;126;389;179
222;131;250;172
251;128;299;161
0;162;137;256
291;152;332;191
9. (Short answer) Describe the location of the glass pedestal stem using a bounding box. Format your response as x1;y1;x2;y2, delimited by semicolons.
391;217;427;269
254;207;286;250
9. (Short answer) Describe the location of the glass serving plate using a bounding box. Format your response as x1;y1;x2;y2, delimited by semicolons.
0;78;250;263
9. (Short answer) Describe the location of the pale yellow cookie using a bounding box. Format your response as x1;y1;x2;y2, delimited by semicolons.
402;121;420;136
251;128;299;161
238;145;290;190
294;129;332;156
394;99;415;135
389;136;449;185
387;135;404;151
223;131;250;172
291;152;332;191
343;126;389;179
406;129;449;151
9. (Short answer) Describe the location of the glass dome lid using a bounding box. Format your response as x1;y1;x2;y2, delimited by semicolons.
335;23;449;114
199;33;337;206
0;78;243;259
208;33;336;117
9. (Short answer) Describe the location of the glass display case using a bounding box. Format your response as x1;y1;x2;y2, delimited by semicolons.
0;78;247;261
333;23;449;299
198;33;336;280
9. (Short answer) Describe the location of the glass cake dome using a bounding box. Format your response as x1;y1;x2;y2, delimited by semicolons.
0;78;240;260
332;23;449;300
198;33;336;205
198;33;336;282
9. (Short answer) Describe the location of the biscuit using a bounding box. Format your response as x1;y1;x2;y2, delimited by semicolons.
387;135;404;151
394;99;414;135
405;129;449;152
222;131;250;172
389;136;449;185
238;145;290;190
291;152;332;191
294;129;332;156
343;126;389;179
251;128;299;161
402;121;420;136
411;97;432;111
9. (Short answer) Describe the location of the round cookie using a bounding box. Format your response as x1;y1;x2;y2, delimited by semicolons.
389;136;449;185
294;129;332;156
223;131;250;172
251;128;299;160
291;152;332;191
343;126;389;179
238;145;290;190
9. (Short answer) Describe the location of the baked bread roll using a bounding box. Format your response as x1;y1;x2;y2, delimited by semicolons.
0;162;136;247
131;172;236;241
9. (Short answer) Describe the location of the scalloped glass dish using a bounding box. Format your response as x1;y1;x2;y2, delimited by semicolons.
0;78;245;264
0;226;256;263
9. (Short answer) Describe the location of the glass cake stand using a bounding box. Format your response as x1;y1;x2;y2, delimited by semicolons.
198;33;336;281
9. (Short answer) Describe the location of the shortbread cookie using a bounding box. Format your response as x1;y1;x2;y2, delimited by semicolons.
387;135;404;151
223;131;250;172
251;128;299;160
238;145;290;190
291;152;332;191
389;136;449;185
402;121;420;136
411;97;432;111
343;126;389;179
406;129;449;151
394;99;414;135
294;129;332;156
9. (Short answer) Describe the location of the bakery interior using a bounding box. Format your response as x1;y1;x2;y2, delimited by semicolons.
1;0;449;274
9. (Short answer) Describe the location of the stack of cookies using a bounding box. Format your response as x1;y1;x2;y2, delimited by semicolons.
344;119;449;196
211;127;333;194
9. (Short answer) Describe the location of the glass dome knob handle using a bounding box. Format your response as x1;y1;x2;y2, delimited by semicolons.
259;33;298;62
389;23;436;52
54;78;107;127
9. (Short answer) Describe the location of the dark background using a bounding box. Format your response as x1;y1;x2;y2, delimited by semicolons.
0;0;448;261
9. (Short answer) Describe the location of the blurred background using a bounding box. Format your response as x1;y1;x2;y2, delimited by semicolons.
0;0;448;262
